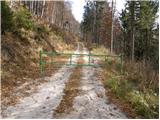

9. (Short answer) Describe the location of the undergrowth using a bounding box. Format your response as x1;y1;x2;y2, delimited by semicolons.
105;77;158;118
104;59;159;119
1;2;78;110
14;7;34;30
91;44;110;55
91;45;159;119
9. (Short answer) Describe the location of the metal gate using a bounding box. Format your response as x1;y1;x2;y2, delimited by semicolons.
39;50;124;75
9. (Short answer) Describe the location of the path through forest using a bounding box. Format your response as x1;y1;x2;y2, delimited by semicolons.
2;43;127;119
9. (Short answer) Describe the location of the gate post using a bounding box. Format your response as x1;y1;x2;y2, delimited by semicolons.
89;54;91;65
70;54;72;65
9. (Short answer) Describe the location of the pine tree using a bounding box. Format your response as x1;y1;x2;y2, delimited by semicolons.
1;1;14;34
120;0;159;68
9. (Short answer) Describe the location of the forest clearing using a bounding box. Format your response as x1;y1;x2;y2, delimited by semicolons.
1;0;159;119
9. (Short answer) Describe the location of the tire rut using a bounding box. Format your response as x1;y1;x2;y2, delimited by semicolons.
2;43;81;119
53;47;127;119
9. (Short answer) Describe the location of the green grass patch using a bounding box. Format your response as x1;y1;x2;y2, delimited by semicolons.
106;78;132;99
104;57;122;73
105;77;159;118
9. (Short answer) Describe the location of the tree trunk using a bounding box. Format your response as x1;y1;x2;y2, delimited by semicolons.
111;0;115;54
131;1;135;61
41;1;45;18
132;27;135;61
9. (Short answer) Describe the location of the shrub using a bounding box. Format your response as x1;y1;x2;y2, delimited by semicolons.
106;59;113;65
106;78;132;99
34;24;50;41
106;78;118;93
14;7;33;30
124;61;159;93
35;24;49;34
50;24;63;36
128;91;158;118
1;1;14;34
115;62;122;72
106;77;159;118
92;45;109;55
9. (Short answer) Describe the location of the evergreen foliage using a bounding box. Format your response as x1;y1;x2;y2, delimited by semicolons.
14;7;34;30
1;1;14;34
120;0;159;69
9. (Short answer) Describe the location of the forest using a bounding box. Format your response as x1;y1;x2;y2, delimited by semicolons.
81;0;159;66
81;1;159;117
1;0;159;119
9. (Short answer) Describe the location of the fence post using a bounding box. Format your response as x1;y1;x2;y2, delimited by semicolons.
105;55;107;61
70;54;72;65
89;54;91;65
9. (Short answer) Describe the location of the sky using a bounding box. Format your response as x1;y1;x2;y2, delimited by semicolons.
70;0;126;23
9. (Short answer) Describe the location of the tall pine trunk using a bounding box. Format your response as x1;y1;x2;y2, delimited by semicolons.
111;0;114;53
131;1;135;61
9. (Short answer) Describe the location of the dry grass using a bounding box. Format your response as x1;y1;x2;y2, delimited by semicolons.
124;60;159;92
53;58;84;117
100;60;159;119
1;62;63;110
77;56;84;64
106;90;138;118
98;68;138;118
1;29;76;110
91;45;110;55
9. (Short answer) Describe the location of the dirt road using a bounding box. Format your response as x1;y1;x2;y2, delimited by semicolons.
2;43;127;119
53;47;126;119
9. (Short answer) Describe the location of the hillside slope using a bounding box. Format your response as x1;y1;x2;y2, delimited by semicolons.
1;2;78;109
